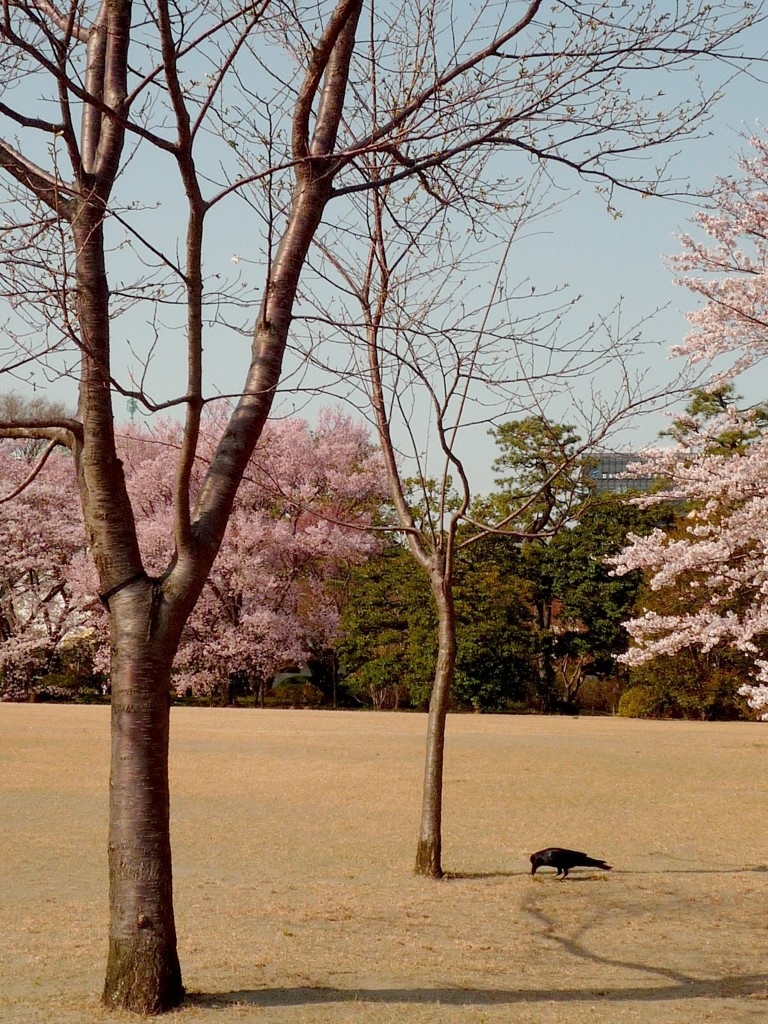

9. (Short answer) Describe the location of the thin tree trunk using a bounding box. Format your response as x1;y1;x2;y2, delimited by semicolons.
535;598;556;711
102;589;183;1014
414;574;457;879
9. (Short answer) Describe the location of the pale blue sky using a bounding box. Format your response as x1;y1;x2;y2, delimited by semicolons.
3;6;767;496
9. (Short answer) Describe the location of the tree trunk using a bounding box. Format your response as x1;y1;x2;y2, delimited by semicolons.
102;594;184;1014
414;574;457;879
535;598;556;711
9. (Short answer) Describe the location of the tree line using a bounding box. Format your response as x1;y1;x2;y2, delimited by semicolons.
3;401;760;721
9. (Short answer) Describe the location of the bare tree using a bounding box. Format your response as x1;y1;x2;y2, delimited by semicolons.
0;0;764;1011
312;169;695;877
1;0;364;1011
289;1;768;878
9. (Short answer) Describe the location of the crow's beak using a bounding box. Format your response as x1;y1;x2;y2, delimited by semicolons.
530;864;537;876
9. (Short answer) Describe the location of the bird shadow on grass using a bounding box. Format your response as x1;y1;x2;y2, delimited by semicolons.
443;870;523;880
187;973;768;1010
446;871;608;883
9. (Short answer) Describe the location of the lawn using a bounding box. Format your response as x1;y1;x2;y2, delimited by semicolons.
1;705;767;1023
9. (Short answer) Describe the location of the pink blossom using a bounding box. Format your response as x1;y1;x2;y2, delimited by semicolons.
611;417;768;712
670;132;768;379
1;410;387;697
0;443;88;694
611;133;768;714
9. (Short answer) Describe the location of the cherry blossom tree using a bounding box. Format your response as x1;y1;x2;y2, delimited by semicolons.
612;131;768;717
671;133;768;378
611;412;768;716
0;439;86;698
3;410;386;701
85;410;386;698
182;410;386;698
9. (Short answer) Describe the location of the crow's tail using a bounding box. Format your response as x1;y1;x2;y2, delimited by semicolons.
583;857;611;870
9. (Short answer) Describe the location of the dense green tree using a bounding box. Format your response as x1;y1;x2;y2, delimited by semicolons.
452;539;537;711
484;417;586;534
543;496;677;708
662;384;768;454
336;469;747;720
335;537;537;712
335;544;436;709
473;416;592;707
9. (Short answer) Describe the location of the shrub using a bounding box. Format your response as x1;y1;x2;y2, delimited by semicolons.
626;652;750;720
618;685;658;719
265;679;323;708
342;658;412;710
576;675;623;715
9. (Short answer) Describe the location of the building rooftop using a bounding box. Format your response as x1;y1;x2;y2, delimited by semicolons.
585;452;658;495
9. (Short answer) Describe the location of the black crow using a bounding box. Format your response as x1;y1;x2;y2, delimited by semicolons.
530;847;611;878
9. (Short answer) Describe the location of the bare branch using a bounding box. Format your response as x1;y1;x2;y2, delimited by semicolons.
30;0;89;42
292;0;362;169
0;140;76;216
0;436;61;502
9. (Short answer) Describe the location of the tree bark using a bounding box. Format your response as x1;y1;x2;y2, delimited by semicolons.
102;583;183;1014
96;5;363;1010
414;571;457;879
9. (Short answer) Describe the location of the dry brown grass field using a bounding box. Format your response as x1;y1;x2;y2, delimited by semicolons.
2;706;767;1024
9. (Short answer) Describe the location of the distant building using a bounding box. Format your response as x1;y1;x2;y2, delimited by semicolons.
585;452;658;496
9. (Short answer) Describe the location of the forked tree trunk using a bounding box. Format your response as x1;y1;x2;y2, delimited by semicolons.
102;588;184;1014
414;574;457;879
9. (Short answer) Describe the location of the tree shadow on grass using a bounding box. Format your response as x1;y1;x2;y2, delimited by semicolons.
187;864;768;1011
187;973;768;1010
